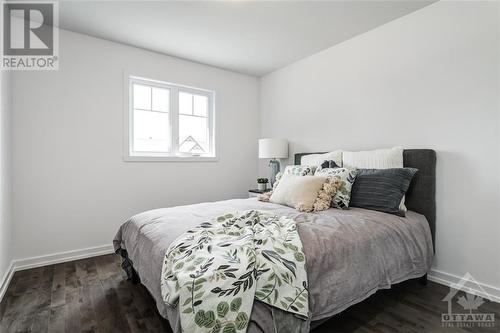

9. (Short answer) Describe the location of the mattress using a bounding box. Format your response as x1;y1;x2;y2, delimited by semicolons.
113;198;433;332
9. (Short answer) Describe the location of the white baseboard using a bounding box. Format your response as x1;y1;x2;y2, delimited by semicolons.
429;269;500;303
0;262;14;303
11;244;115;271
0;244;114;302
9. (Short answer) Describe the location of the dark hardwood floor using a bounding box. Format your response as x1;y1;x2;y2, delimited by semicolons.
1;254;498;333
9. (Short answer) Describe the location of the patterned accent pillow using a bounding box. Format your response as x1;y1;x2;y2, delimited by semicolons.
283;165;317;176
314;168;358;209
272;165;316;190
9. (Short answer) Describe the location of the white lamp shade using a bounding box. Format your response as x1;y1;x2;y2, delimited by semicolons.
258;138;288;159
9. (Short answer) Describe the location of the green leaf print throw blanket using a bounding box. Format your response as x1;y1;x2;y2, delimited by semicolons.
161;210;309;333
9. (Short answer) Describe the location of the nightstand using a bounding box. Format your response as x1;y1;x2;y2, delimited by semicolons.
248;189;272;198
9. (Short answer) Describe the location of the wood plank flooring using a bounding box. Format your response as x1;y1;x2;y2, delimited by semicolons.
1;254;498;333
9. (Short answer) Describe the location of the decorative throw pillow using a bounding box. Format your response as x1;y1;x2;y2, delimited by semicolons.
272;165;316;190
283;165;317;176
314;168;358;209
260;166;317;202
258;191;272;202
341;146;407;212
312;177;340;212
318;160;340;170
342;147;403;169
269;174;327;212
301;151;342;167
349;168;417;216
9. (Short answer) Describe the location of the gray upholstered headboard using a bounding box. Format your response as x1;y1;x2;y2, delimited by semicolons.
294;149;436;247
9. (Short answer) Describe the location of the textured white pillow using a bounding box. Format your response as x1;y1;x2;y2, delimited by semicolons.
270;174;327;212
342;147;403;169
301;150;342;167
342;146;407;212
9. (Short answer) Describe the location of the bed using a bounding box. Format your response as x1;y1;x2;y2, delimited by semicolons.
113;149;436;332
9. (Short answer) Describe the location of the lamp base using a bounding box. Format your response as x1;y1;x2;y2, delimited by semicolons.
269;159;281;187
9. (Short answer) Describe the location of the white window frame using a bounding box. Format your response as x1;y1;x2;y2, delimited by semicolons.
124;74;217;162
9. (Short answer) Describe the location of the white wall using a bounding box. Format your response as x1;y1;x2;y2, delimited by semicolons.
260;1;500;288
0;70;12;284
11;29;260;260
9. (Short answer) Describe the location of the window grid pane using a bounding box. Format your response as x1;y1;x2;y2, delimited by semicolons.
193;95;208;117
178;114;209;154
179;91;193;115
152;87;170;112
133;84;151;110
129;78;213;158
133;109;170;153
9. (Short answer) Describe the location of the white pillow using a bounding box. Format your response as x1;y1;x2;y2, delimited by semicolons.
342;147;403;169
342;147;407;212
270;174;327;212
301;150;342;167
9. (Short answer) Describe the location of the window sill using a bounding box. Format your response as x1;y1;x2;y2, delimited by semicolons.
123;155;219;162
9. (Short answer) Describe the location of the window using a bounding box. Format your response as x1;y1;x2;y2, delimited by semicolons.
125;76;216;161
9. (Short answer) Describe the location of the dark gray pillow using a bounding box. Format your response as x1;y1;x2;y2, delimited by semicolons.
350;168;418;216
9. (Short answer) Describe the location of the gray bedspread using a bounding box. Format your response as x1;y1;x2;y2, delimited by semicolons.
113;198;433;332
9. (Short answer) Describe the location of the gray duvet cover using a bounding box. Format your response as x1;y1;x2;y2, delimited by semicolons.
113;198;433;333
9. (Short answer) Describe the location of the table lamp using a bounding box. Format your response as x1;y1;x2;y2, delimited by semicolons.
258;138;288;186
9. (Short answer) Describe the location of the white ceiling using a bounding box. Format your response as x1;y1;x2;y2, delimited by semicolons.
58;1;433;77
